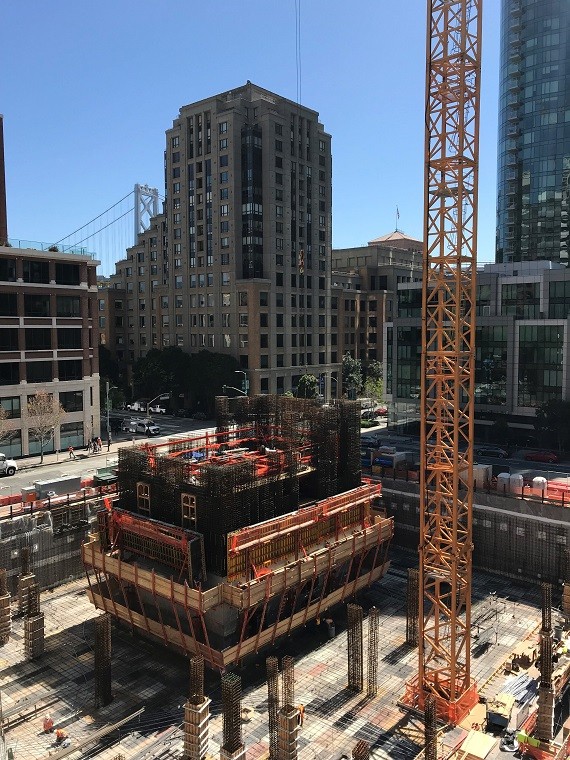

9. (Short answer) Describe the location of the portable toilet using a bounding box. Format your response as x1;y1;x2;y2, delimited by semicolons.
473;464;492;490
509;473;524;496
497;472;510;494
532;476;547;498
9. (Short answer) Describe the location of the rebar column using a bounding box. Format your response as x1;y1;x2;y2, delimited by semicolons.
281;656;295;710
221;673;243;755
563;549;570;617
18;546;35;616
406;568;419;647
190;655;205;704
184;655;210;760
352;740;370;760
267;656;279;759
536;583;554;742
0;569;11;645
23;583;44;660
94;614;112;707
347;603;364;692
367;607;379;697
424;694;437;760
278;656;299;760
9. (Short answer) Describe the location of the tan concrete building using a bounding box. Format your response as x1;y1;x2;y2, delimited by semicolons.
103;83;340;397
331;232;423;368
0;245;100;456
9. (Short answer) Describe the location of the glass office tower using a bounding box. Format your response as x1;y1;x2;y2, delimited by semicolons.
496;0;570;264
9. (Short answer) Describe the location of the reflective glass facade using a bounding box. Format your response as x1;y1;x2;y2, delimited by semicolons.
496;0;570;264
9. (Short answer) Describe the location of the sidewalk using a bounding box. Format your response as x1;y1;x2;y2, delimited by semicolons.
17;440;126;472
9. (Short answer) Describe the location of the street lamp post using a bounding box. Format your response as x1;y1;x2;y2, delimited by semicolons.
106;381;118;443
234;370;249;396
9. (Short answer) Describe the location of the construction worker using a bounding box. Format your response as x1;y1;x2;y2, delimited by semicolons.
297;703;305;727
43;713;54;732
55;728;68;743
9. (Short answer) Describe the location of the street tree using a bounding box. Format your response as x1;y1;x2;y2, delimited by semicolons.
0;405;11;447
342;353;363;399
27;391;66;463
535;399;570;451
297;373;319;399
188;350;240;413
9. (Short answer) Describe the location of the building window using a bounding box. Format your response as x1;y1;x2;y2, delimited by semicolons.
57;328;82;349
27;361;52;383
220;171;229;183
59;390;83;412
24;294;50;317
23;260;49;284
0;396;20;418
219;121;228;134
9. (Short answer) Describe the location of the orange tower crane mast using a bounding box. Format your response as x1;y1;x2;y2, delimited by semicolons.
417;0;482;724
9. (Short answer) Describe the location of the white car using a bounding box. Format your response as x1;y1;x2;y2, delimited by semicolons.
0;453;17;476
135;422;161;436
148;404;167;414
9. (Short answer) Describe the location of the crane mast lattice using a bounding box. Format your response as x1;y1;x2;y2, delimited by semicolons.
405;0;482;724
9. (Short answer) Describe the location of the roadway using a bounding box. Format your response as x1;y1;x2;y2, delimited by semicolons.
360;425;570;480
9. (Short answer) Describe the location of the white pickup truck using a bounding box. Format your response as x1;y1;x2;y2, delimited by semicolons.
0;453;17;476
126;400;148;412
148;404;167;414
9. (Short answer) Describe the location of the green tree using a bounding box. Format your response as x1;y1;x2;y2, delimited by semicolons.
535;399;570;451
342;353;363;399
296;373;319;399
188;351;240;414
98;345;121;386
491;415;510;446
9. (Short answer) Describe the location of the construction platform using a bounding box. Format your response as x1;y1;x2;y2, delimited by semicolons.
0;553;545;759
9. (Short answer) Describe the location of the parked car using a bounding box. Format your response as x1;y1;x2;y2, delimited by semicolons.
524;451;559;464
121;417;144;432
374;406;388;417
135;421;161;436
361;434;383;448
0;453;17;476
126;400;148;412
148;404;167;414
473;446;509;458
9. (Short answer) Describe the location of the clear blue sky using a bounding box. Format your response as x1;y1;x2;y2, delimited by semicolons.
1;1;500;264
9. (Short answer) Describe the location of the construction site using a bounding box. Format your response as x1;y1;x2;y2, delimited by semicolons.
1;1;570;759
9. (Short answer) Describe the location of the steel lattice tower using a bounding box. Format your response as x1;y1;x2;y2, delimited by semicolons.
415;0;482;724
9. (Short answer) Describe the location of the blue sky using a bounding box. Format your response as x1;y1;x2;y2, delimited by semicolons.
1;1;500;265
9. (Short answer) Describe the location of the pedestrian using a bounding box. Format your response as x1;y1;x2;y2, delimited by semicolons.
87;440;92;454
97;437;102;453
68;446;76;460
107;437;111;452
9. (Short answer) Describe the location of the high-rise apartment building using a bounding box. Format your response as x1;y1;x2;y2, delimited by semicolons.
107;83;339;397
496;0;569;264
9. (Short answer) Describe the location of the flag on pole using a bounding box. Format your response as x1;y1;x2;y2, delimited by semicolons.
397;206;400;220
